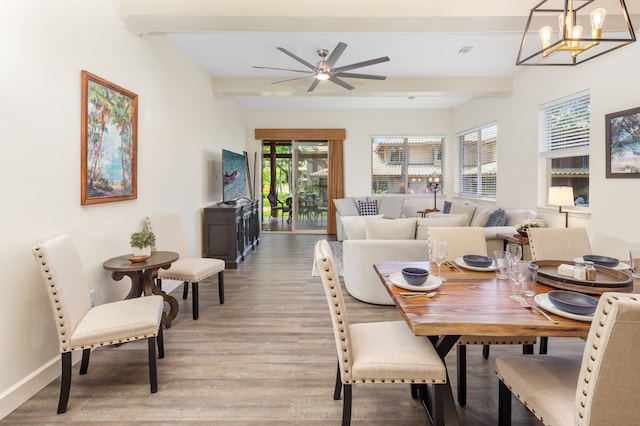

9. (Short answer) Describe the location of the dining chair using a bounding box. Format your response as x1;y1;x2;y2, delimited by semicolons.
496;292;640;425
267;193;292;224
315;240;447;426
146;215;225;320
527;227;592;261
32;234;165;414
425;226;538;407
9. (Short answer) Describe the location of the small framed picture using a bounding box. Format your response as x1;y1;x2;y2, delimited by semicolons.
605;106;640;179
81;70;138;204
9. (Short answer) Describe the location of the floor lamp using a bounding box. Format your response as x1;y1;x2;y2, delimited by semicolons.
427;173;443;210
548;186;574;228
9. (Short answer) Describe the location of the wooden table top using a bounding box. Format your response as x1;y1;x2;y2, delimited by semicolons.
103;250;179;272
374;261;618;338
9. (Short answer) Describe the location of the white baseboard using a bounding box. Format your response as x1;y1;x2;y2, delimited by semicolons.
0;283;182;420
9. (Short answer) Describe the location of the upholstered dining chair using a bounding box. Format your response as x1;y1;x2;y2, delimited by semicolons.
32;234;165;414
425;227;538;406
315;240;447;426
496;292;640;425
146;215;225;320
527;227;592;261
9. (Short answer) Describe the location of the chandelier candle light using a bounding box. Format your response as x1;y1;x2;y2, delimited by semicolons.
516;0;635;66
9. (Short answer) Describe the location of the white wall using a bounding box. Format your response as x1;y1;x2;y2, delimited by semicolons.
0;0;246;415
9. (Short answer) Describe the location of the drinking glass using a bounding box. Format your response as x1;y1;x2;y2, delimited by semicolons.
506;243;523;263
630;249;640;278
508;260;526;301
431;239;448;282
494;250;509;280
521;262;539;298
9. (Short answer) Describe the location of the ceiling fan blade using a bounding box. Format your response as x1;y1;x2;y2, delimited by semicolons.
277;47;316;70
253;66;312;74
324;42;347;68
333;56;390;73
306;79;321;92
329;76;355;91
271;76;311;84
335;72;387;80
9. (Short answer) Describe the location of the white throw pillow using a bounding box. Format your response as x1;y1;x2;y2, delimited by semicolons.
366;218;417;240
505;209;537;226
415;216;467;240
333;198;359;217
470;207;493;227
341;214;384;240
449;203;478;226
372;196;405;219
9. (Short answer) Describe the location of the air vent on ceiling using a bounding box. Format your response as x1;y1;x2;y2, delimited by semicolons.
456;46;474;55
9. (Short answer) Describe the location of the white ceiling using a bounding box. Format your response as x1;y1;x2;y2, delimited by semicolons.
119;0;639;110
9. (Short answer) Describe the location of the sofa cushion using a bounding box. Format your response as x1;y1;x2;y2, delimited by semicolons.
470;207;493;227
449;203;477;226
401;197;433;218
505;209;537;226
341;214;384;240
333;198;359;217
366;218;417;240
358;200;378;216
416;216;467;240
370;197;404;219
486;208;508;227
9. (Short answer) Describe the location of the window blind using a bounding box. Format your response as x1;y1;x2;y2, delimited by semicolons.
456;124;497;199
539;93;590;153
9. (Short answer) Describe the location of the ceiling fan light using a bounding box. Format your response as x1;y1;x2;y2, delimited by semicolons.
316;71;330;81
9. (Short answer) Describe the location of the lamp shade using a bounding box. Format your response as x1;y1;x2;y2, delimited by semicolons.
548;186;574;206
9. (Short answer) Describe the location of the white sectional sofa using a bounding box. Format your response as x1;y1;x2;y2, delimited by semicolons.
334;197;537;305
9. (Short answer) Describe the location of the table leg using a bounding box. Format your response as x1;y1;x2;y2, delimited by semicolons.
426;335;461;426
111;271;144;298
150;283;179;328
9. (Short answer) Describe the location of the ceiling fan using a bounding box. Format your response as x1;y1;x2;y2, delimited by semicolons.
253;42;390;92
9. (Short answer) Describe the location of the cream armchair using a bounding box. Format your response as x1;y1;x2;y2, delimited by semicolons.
32;234;165;414
496;293;640;425
315;240;447;426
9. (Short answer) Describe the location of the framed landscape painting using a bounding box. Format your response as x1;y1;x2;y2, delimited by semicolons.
605;106;640;179
81;70;138;205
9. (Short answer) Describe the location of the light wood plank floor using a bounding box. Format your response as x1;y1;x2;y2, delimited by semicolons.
2;234;585;425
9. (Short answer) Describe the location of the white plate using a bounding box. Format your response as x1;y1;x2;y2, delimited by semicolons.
455;257;496;272
534;293;594;322
389;272;443;292
573;257;630;270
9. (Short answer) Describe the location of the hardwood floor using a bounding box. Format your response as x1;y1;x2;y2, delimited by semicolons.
2;234;585;425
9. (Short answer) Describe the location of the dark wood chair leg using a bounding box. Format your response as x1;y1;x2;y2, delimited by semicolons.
498;379;512;426
79;348;91;374
411;383;419;399
182;281;189;299
148;337;158;393
342;384;352;426
157;324;164;358
431;383;445;426
192;282;199;320
482;344;490;359
539;336;549;354
333;361;342;400
218;271;225;304
523;343;534;354
156;278;162;290
57;352;72;414
457;344;467;406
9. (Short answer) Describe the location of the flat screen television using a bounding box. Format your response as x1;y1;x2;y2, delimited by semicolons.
222;149;248;202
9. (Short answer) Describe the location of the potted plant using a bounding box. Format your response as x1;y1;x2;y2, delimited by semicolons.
130;229;156;258
515;219;545;237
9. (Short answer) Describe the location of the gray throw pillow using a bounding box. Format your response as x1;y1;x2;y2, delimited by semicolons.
485;208;507;227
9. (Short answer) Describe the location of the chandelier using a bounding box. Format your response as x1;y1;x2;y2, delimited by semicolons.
516;0;636;66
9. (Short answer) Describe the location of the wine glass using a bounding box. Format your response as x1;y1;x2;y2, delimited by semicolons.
506;243;522;263
431;239;448;282
508;260;526;301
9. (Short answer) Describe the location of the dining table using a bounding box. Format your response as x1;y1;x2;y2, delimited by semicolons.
373;260;638;425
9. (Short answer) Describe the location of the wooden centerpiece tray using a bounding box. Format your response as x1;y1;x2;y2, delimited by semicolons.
532;260;633;295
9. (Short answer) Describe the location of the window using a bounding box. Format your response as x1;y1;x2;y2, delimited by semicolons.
371;136;444;194
539;91;590;206
455;124;497;200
